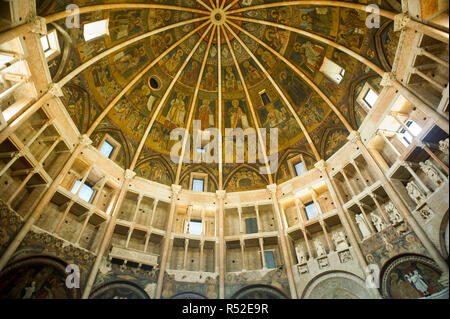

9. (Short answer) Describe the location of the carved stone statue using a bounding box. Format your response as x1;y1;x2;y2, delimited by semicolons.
355;214;371;239
314;239;327;257
332;231;349;251
385;202;403;224
420;160;444;187
295;245;307;264
406;181;425;204
419;205;434;222
22;281;36;299
439;138;449;162
370;213;386;232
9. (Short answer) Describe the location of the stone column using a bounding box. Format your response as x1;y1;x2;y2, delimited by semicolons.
155;184;181;299
216;190;225;299
348;131;449;274
315;160;382;298
81;169;135;299
240;238;246;271
267;184;298;299
403;161;432;195
0;134;91;271
259;237;266;269
381;72;449;134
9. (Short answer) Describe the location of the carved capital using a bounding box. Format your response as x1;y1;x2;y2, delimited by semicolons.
216;190;226;200
394;13;411;32
79;134;92;146
31;16;47;35
171;184;182;195
125;169;136;180
380;72;396;87
48;83;64;97
347;131;361;144
314;160;327;172
267;184;278;195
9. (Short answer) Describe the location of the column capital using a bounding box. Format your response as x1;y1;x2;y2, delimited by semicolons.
125;169;136;180
380;72;396;87
295;197;304;207
394;13;411;32
314;160;327;172
31;16;47;35
48;83;64;97
216;190;226;199
79;134;92;146
171;184;182;195
347;131;361;144
267;184;278;195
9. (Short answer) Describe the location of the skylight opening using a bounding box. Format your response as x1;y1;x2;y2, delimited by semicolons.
83;19;109;42
320;57;345;84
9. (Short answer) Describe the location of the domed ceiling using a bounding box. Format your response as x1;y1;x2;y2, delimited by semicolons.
39;0;401;192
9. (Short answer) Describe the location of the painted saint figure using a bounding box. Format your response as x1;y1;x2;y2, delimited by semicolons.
167;93;186;126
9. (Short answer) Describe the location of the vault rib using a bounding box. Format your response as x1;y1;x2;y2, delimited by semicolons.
86;21;211;137
221;25;274;184
130;23;214;170
175;26;217;184
224;22;322;161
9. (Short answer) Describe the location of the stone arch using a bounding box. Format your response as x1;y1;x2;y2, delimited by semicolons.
379;254;445;299
319;127;349;160
441;210;449;258
92;127;132;168
275;148;316;183
231;284;289;299
301;271;374;299
224;164;269;191
89;280;150;299
0;255;81;299
179;164;219;192
170;292;207;299
135;154;175;186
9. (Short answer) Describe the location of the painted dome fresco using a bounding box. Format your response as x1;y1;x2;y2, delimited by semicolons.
39;0;401;193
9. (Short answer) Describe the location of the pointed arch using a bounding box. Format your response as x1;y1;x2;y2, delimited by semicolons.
275;148;316;183
135;154;175;184
319;126;349;160
179;164;219;191
223;163;269;190
92;127;132;169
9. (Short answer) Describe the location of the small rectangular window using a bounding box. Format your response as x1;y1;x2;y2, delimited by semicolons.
264;251;276;269
304;202;318;220
245;217;258;234
71;180;94;203
40;35;50;52
40;30;60;59
83;19;109;42
192;179;205;192
320;57;345;84
187;220;202;235
363;89;379;108
260;92;271;105
294;161;306;176
99;141;114;158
